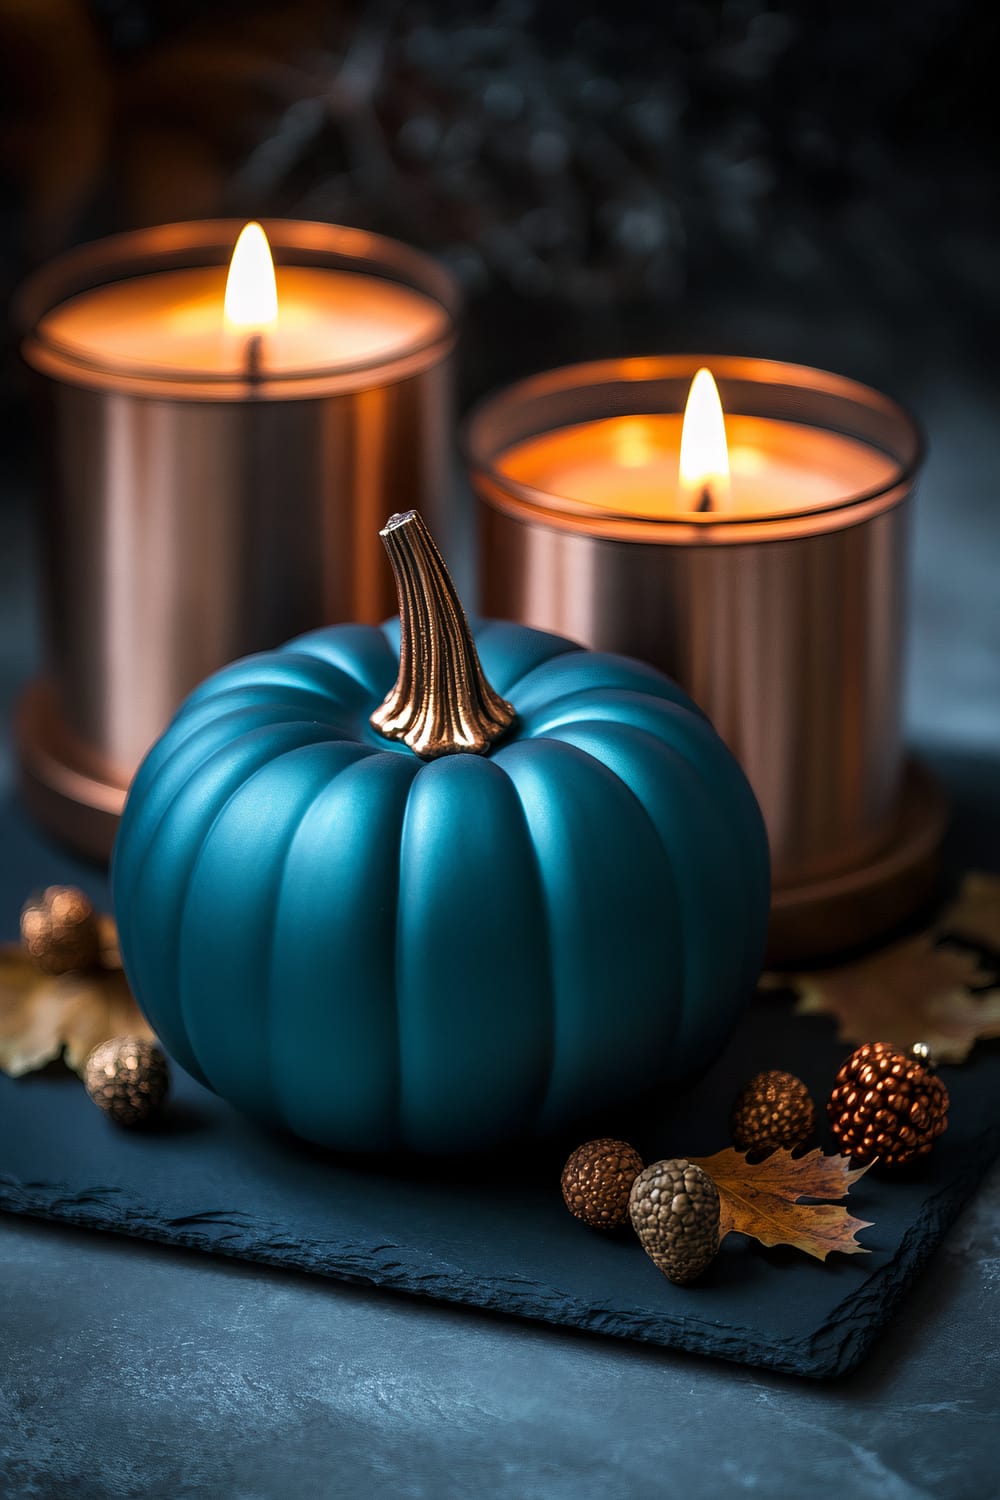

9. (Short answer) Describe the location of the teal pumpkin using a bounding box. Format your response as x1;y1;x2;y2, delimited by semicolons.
112;517;769;1155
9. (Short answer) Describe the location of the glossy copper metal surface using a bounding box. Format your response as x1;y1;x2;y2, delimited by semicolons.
16;220;460;853
766;758;946;965
468;355;940;960
16;681;124;861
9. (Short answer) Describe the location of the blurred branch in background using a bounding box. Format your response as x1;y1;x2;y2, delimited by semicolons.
1;0;998;402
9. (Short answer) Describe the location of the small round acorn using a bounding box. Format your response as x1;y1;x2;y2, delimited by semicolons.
827;1041;949;1168
629;1159;720;1284
730;1069;817;1152
561;1138;645;1229
21;886;100;975
84;1036;170;1128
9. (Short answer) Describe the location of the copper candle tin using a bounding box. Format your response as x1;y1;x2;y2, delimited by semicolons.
16;219;460;860
468;355;945;963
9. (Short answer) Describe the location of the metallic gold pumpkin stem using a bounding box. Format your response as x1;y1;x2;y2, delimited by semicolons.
371;511;516;758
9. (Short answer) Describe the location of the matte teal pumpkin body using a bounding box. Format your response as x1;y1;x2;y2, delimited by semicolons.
112;619;769;1154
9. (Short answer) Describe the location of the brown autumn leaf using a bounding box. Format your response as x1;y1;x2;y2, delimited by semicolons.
690;1148;873;1261
791;935;998;1065
0;943;154;1078
938;872;1000;952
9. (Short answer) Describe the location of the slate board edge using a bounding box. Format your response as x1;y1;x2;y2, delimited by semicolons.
4;1119;998;1382
796;1117;1000;1375
0;1172;828;1376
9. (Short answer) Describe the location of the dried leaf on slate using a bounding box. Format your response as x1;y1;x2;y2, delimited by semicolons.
690;1148;873;1261
938;872;1000;952
791;935;998;1065
0;945;153;1078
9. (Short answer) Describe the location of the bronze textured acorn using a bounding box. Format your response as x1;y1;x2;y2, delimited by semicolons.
561;1138;645;1229
21;886;100;975
827;1041;949;1168
84;1036;170;1127
628;1159;720;1284
730;1070;816;1152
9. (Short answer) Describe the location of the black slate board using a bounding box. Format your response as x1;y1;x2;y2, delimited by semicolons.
2;986;998;1379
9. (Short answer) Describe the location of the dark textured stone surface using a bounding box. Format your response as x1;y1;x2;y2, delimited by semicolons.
1;896;999;1379
0;1178;996;1500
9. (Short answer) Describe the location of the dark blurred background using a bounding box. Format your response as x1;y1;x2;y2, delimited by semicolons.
2;0;999;392
1;0;998;755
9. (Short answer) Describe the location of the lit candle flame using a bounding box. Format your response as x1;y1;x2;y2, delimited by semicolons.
678;367;732;513
224;222;278;331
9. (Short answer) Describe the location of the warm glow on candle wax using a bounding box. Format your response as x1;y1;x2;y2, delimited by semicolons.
500;370;899;521
223;222;278;331
678;367;732;512
38;230;447;383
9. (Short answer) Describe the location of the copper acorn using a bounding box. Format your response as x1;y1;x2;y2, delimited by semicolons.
827;1041;949;1168
84;1036;169;1127
21;886;100;975
628;1159;720;1284
561;1138;645;1229
730;1069;817;1152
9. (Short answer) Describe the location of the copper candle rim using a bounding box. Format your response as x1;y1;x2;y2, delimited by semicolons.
464;354;924;543
17;218;461;402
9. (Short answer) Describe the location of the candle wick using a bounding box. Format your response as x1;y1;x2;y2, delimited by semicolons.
244;333;264;386
696;483;713;514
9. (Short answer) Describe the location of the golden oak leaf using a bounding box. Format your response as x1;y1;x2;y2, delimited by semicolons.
0;944;154;1078
690;1148;873;1261
938;872;1000;952
791;935;998;1064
